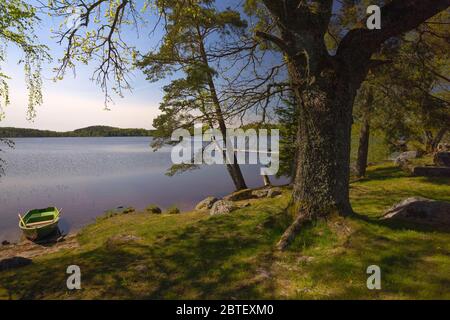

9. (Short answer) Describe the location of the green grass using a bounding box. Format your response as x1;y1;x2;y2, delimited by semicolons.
1;163;449;300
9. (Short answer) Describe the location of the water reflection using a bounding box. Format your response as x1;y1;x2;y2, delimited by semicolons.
0;137;287;241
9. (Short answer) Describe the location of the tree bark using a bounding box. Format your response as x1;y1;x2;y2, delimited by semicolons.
259;0;449;250
290;69;356;219
356;90;373;177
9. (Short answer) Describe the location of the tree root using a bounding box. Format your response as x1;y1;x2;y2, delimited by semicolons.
276;213;311;251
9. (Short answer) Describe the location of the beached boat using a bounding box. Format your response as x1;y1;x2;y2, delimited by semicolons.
18;207;61;241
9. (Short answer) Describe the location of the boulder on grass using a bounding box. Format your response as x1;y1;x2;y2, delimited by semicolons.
195;196;218;210
223;189;255;201
165;206;181;214
267;187;282;198
381;197;450;229
411;166;450;177
252;189;270;198
145;204;162;214
394;151;420;165
210;200;238;216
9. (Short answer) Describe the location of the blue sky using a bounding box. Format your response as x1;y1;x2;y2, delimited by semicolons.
1;0;342;131
1;1;168;131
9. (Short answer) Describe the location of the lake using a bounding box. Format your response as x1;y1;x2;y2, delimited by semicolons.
0;137;287;241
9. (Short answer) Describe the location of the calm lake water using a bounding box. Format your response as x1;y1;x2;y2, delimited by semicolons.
0;137;287;241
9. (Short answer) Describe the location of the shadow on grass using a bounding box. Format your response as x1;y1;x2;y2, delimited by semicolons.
0;202;291;300
302;216;450;299
365;166;408;181
350;210;450;235
415;176;450;186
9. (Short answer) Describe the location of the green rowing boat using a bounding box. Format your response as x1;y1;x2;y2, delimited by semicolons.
19;207;61;241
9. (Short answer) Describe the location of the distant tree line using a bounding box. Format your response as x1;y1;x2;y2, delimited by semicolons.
0;126;154;137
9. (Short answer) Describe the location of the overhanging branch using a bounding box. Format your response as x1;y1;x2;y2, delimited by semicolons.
338;0;450;64
255;31;290;54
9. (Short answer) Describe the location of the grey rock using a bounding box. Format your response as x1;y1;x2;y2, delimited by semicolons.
210;200;238;216
267;187;282;198
145;205;162;214
252;189;270;198
195;196;219;210
412;166;450;177
394;151;420;165
223;189;255;201
382;197;450;229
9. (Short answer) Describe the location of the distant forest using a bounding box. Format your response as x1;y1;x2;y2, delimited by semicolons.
0;126;154;137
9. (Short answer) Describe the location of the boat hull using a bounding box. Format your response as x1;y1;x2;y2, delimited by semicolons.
21;221;59;241
19;207;60;241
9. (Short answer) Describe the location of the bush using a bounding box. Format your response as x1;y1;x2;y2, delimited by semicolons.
165;205;180;214
122;207;135;214
146;204;162;214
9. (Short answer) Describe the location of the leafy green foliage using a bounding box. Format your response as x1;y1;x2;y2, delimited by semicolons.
0;0;49;119
46;0;140;105
0;137;14;176
354;11;450;153
274;94;298;179
137;0;248;177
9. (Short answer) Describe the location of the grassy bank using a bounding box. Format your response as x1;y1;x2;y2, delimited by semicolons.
1;162;449;299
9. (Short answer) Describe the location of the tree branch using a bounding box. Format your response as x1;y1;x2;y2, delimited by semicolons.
338;0;450;65
255;30;290;54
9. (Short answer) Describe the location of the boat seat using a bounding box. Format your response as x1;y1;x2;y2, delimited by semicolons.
25;220;55;227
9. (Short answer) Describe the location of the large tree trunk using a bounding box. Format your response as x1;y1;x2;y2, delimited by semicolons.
277;63;366;250
258;0;450;250
356;90;373;177
291;78;355;219
277;69;357;250
224;161;248;190
276;53;364;250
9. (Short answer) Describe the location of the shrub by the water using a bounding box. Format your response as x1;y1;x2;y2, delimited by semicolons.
165;205;180;214
146;204;162;214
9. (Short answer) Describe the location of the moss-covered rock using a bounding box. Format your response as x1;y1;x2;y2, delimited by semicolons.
223;189;255;201
145;204;162;214
165;205;181;214
195;196;218;210
210;200;238;215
